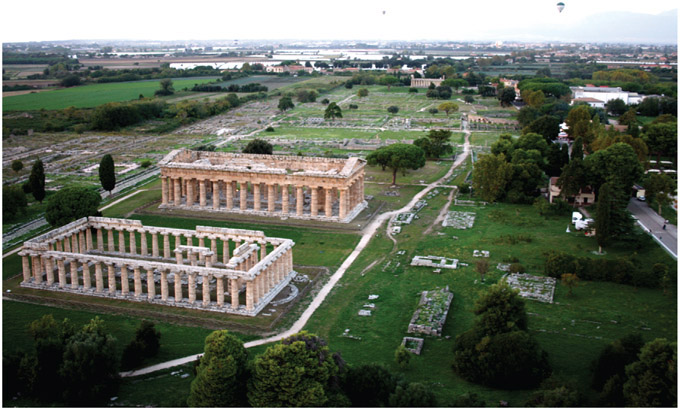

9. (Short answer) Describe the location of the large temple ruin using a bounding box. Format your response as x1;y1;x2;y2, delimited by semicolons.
158;149;367;222
18;217;295;316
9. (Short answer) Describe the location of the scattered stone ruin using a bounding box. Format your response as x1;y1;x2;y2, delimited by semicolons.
407;286;454;336
159;149;367;222
401;337;425;355
442;211;476;228
18;217;295;316
410;255;458;270
505;273;557;304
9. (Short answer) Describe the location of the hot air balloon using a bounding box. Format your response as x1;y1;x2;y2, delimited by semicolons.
556;2;565;13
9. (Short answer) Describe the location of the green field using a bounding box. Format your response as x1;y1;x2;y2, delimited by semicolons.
3;77;219;111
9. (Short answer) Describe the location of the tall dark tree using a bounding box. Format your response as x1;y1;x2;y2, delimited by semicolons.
29;159;46;203
498;86;516;106
99;154;116;196
414;129;453;158
342;363;398;407
242;139;273;155
366;144;426;185
3;185;28;220
595;182;615;254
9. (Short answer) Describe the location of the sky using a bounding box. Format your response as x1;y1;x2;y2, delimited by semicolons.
1;0;678;43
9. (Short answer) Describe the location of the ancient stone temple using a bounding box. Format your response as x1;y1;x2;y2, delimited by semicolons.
18;217;295;316
410;75;445;88
158;149;367;222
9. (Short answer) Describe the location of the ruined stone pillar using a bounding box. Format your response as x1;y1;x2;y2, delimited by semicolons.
211;238;218;264
70;260;79;289
71;234;79;253
212;181;220;210
185;234;193;247
189;251;197;267
140;231;148;256
225;180;234;209
176;250;184;265
152;232;159;257
296;186;304;216
108;229;115;252
199;180;206;207
186;179;194;206
253;183;261;211
268;184;275;213
260;243;267;260
95;262;103;292
86;228;93;251
231;278;239;309
174;271;183;302
147;268;155;300
31;255;42;284
79;230;86;253
120;264;129;295
325;188;333;217
216;277;224;307
240;181;248;211
202;274;211;307
173;178;181;206
161;176;168;205
44;257;54;285
339;188;348;219
107;264;115;294
223;239;230;264
97;228;104;251
246;280;254;311
119;230;126;253
64;237;72;252
56;240;62;252
310;186;318;216
188;273;196;304
198;237;205;263
133;266;142;298
164;234;171;259
129;230;137;255
161;270;168;301
282;184;289;215
233;240;242;256
58;259;67;288
21;255;31;283
319;187;326;213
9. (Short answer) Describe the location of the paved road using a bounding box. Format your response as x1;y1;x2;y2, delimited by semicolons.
627;198;677;259
120;133;472;378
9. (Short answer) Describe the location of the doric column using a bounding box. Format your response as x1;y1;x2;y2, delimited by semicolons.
44;257;54;286
161;270;169;301
216;277;224;307
55;240;62;251
174;271;183;302
223;239;230;264
185;234;193;247
282;184;289;215
79;230;86;253
268;184;275;213
260;243;267;260
211;238;218;264
202;275;210;307
188;273;196;304
152;232;159;257
325;188;333;217
253;183;261;211
120;264;129;295
129;230;137;255
71;234;78;253
140;231;148;256
225;180;234;209
231;278;239;309
199;180;206;207
319;187;326;213
164;234;171;259
161;176;168;205
86;228;93;250
118;230;126;253
21;255;31;283
97;228;104;251
187;179;194;206
176;249;184;265
31;255;42;284
70;260;79;289
64;237;71;252
198;238;205;263
95;262;103;292
240;181;248;211
147;268;155;300
339;188;348;219
296;186;304;216
107;263;115;294
134;266;142;298
174;178;181;206
108;229;115;252
58;259;67;288
189;251;197;266
212;181;220;210
233;240;242;256
310;186;318;216
246;280;254;311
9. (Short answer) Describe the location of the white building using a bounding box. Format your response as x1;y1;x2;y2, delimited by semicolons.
570;86;644;108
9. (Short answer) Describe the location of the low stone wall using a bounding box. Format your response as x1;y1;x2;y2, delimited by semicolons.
407;286;454;336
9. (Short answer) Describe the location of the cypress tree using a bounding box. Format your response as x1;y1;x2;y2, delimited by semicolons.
29;159;46;203
99;155;116;196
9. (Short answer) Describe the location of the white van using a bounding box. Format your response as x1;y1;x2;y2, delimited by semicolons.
572;212;582;224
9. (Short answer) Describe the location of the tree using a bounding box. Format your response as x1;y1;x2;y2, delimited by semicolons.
464;95;475;104
278;96;294;112
60;317;119;405
438;102;459;117
60;74;81;87
618;108;638;127
592;333;645;405
638;97;661;117
585;142;643;193
498;87;516;106
99;154;116;196
623;338;677;407
387;105;399;114
644;173;676;215
474;282;528;335
472;153;513;203
243;139;273;155
357;88;369;98
436;85;452;99
475;259;489;282
378;75;399;90
394;345;411;369
188;330;249;407
3;185;28;220
606;98;628;116
324;102;343;121
366;144;426;185
566;105;594;141
341;363;397;407
29;159;46;203
11;159;23;173
428;107;438;115
414;129;453;159
45;186;101;227
595;182;615;254
523;115;560;143
388;382;437;407
248;332;346;407
155;78;174;96
524;90;545;108
644;122;677;164
296;89;317;103
561;273;579;296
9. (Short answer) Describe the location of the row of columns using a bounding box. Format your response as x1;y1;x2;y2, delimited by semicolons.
161;176;365;220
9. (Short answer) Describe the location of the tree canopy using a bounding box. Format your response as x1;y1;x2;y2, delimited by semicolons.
29;159;46;203
413;129;453;159
45;186;101;227
277;96;294;112
324;102;342;121
472;153;513;202
366;144;426;185
623;338;677;407
243;139;273;155
99;154;116;195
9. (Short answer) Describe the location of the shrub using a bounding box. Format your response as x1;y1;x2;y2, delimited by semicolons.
265;126;275;132
428;108;438;115
140;159;152;168
387;106;399;114
348;104;358;109
509;263;526;273
408;87;418;93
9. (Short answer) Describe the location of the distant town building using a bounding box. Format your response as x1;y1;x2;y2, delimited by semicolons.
570;85;644;108
549;177;595;205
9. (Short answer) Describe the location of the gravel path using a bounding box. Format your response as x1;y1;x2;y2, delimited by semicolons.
121;132;471;378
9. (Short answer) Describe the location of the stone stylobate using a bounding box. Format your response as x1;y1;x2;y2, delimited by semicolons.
18;217;295;316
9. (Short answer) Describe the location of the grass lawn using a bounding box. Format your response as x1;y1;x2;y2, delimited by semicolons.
3;77;219;111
